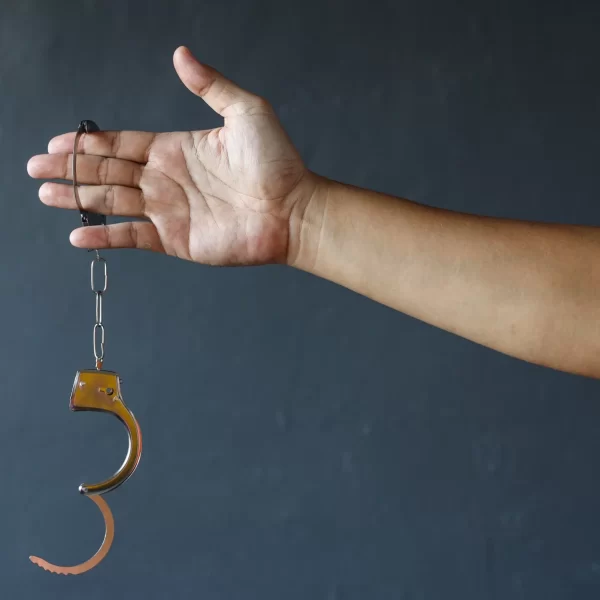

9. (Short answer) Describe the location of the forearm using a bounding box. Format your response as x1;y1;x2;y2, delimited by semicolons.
289;175;600;379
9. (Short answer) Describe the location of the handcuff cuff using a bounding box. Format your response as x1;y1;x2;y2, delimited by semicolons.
29;120;143;575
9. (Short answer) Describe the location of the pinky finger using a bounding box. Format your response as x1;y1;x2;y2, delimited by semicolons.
70;222;165;253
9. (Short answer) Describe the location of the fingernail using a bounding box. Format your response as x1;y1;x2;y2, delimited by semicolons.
181;46;197;61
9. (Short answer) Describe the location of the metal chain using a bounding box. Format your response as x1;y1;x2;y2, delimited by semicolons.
73;120;108;370
91;254;107;369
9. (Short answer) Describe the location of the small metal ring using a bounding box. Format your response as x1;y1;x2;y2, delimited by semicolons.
93;323;105;362
95;292;103;325
90;257;108;293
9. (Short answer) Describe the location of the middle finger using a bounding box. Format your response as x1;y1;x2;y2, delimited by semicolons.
27;153;143;188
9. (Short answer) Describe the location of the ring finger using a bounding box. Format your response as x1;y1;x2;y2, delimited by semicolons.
39;182;146;217
27;153;143;188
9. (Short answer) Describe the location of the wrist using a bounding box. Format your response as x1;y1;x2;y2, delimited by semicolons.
286;172;331;270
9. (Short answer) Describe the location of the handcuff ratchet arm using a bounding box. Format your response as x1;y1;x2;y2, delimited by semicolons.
70;369;142;495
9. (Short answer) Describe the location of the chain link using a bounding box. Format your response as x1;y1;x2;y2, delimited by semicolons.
91;256;108;368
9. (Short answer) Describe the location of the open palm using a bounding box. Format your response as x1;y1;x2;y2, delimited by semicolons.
27;46;317;266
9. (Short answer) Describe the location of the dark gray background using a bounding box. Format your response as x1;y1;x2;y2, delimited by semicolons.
2;0;600;598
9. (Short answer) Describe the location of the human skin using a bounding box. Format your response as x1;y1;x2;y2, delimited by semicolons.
27;46;600;380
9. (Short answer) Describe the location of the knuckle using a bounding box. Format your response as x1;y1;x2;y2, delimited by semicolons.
194;68;219;98
104;185;115;214
128;221;139;248
104;224;113;248
97;157;109;183
138;188;147;215
133;165;142;187
143;133;158;163
109;131;121;157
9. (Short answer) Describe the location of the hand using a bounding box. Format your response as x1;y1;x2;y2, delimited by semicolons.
27;46;320;266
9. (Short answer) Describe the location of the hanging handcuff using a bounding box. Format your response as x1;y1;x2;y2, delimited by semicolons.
29;120;143;575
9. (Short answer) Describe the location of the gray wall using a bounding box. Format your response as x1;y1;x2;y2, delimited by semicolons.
3;1;600;598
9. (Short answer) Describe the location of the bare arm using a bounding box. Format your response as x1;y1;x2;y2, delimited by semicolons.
289;178;600;379
27;46;600;379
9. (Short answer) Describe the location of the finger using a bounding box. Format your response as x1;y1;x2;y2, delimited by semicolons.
47;130;157;164
70;222;164;253
173;46;270;117
27;153;143;187
39;182;146;217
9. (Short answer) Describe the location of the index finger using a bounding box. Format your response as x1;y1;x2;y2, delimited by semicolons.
47;130;158;164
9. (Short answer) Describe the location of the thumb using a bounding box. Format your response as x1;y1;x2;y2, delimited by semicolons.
173;46;266;117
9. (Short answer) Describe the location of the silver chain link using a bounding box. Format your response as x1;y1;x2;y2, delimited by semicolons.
91;253;108;369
